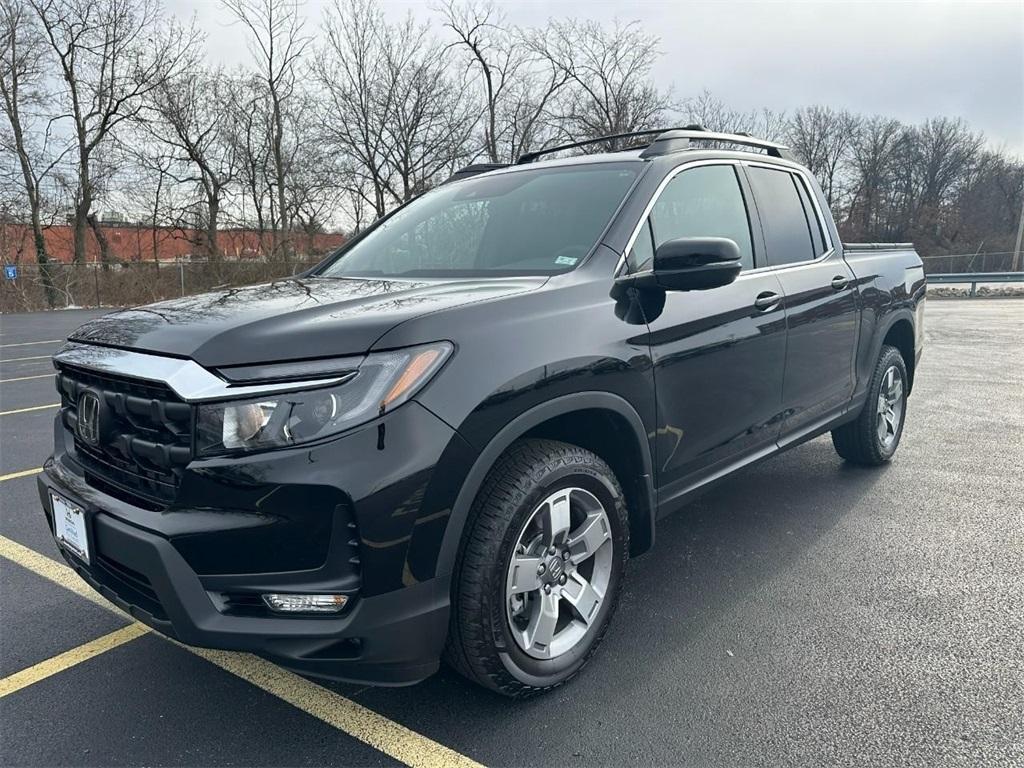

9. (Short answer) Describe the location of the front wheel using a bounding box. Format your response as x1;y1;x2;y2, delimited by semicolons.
832;344;909;465
445;439;629;697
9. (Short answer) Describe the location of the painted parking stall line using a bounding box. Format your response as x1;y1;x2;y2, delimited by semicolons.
193;649;485;768
0;467;44;483
0;404;59;417
0;373;55;384
0;537;103;607
0;535;485;768
0;339;62;348
0;624;149;698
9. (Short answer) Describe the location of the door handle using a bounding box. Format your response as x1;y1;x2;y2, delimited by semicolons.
831;275;849;290
754;291;780;311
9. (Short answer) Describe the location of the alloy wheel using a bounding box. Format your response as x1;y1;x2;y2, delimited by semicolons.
505;487;614;660
876;365;904;449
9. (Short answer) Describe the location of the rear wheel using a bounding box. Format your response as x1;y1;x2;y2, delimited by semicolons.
832;344;908;465
445;439;629;697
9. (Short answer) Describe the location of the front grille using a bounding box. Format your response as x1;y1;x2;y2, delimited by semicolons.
57;364;193;507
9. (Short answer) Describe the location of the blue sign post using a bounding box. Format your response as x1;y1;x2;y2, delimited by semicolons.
3;265;17;280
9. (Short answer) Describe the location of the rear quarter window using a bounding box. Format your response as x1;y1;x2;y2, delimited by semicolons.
792;174;829;257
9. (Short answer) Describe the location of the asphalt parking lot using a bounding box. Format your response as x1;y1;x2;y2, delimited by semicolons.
1;299;1021;768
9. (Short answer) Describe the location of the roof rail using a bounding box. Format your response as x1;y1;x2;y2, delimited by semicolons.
516;129;669;165
639;128;795;161
443;162;510;184
515;126;795;164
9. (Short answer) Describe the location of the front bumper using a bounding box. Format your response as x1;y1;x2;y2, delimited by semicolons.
37;402;472;686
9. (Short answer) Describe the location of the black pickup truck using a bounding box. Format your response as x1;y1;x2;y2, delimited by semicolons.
39;128;925;697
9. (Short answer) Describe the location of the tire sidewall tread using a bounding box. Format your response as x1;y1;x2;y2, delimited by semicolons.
832;344;908;465
445;438;629;698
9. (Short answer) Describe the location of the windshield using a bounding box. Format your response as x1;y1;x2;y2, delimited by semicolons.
317;163;640;278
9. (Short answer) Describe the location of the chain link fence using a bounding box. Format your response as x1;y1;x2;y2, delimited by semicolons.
920;251;1017;274
0;258;323;313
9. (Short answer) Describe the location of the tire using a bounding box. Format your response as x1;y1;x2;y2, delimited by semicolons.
444;438;629;697
832;344;909;465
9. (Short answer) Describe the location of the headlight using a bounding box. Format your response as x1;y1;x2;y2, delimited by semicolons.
195;342;452;456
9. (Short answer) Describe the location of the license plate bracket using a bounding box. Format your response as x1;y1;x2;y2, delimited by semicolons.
51;492;90;564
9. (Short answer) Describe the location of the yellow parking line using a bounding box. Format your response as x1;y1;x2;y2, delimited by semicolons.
0;537;106;607
0;535;484;768
0;373;54;383
0;339;61;348
0;467;43;483
0;624;149;698
0;404;59;417
193;650;483;768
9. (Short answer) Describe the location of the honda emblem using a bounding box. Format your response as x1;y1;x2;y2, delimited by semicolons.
77;391;101;446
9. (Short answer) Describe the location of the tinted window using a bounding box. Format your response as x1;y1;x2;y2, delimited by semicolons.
627;219;656;272
645;165;754;271
793;174;828;256
319;164;639;278
746;167;816;266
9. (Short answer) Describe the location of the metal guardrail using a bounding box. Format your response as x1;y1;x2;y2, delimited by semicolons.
927;272;1024;296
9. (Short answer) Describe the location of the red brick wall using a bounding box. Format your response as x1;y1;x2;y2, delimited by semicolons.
0;223;346;264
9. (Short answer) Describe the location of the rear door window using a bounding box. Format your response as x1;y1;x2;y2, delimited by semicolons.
746;166;817;267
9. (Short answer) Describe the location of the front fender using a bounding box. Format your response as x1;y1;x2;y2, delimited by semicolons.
429;392;657;580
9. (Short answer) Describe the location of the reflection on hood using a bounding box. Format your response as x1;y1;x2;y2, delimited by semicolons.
70;276;546;367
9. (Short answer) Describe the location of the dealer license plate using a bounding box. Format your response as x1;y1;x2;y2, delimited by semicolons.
51;492;90;564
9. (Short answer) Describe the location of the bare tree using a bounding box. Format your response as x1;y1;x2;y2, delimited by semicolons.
225;73;274;250
909;118;984;210
283;90;347;252
683;90;748;133
535;19;674;150
0;0;70;304
145;64;240;259
787;105;860;208
222;0;310;260
846;116;906;238
682;90;787;142
440;1;512;163
318;0;474;215
340;173;373;233
317;0;398;219
382;17;475;201
29;0;197;266
130;148;179;262
439;1;568;163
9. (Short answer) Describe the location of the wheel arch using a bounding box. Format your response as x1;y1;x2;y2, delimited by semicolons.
878;313;916;393
435;392;656;578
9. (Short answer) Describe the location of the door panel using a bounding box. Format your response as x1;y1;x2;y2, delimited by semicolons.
630;163;789;503
775;257;859;437
743;164;859;439
645;271;788;501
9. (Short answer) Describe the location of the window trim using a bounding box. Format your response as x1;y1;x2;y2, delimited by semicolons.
616;159;755;276
613;158;836;277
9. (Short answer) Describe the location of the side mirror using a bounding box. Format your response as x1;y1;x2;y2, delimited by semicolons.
625;237;743;292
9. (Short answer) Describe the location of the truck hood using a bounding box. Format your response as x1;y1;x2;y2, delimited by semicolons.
69;275;546;367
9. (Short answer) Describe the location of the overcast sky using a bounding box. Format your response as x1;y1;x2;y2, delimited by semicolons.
173;0;1024;156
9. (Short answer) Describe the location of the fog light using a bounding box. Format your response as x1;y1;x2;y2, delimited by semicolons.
262;593;349;613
